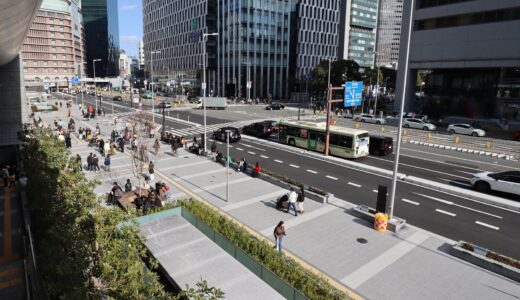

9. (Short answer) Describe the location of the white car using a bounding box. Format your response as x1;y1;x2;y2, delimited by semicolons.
447;124;485;137
403;118;437;131
353;114;386;125
470;171;520;196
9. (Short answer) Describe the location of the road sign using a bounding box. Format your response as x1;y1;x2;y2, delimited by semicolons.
71;77;79;85
344;81;363;107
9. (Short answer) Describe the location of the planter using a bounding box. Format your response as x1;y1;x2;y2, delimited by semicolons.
351;205;406;233
450;241;520;283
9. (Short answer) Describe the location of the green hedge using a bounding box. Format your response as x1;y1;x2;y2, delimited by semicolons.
179;199;350;300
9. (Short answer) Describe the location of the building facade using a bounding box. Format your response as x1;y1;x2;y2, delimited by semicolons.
20;0;86;89
375;0;402;68
340;0;379;68
83;0;120;78
119;50;131;78
138;40;145;70
396;0;520;125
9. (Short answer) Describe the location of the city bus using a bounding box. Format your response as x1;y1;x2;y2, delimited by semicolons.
278;120;370;159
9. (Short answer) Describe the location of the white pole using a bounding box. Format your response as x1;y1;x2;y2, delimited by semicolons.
93;61;97;113
151;52;155;124
203;34;207;154
226;131;230;202
388;0;415;220
374;65;380;115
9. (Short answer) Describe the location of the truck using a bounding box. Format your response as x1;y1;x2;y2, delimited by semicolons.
195;97;227;110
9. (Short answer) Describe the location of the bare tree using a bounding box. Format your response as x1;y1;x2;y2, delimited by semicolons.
128;112;153;196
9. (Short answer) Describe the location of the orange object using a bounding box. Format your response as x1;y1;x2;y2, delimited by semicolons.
374;212;388;232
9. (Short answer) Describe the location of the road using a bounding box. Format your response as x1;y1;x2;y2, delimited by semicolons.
58;93;520;258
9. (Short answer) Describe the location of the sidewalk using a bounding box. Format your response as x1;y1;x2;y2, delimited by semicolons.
40;104;520;300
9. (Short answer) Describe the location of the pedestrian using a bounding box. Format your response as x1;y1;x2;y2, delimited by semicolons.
87;153;93;171
1;165;9;187
252;162;261;178
171;141;178;157
103;140;110;157
153;138;160;155
93;154;100;171
273;221;286;253
211;141;217;153
98;138;105;155
238;158;244;172
96;123;101;136
148;161;155;181
110;181;123;205
124;179;132;192
286;188;298;216
76;154;82;171
104;154;111;172
119;138;125;152
64;133;72;149
297;186;305;214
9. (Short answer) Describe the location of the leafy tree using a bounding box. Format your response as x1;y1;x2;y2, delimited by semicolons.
177;280;225;300
309;59;362;98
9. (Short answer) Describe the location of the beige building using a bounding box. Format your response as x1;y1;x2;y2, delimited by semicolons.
20;0;85;90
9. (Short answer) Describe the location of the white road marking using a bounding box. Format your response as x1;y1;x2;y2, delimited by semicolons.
241;143;266;152
274;159;284;163
217;142;223;145
372;189;378;193
414;193;453;205
260;155;269;159
475;221;500;231
326;175;338;180
435;209;456;217
414;193;502;219
247;151;256;155
289;164;300;168
454;170;476;175
236;147;244;151
401;199;420;206
307;169;318;174
348;182;362;188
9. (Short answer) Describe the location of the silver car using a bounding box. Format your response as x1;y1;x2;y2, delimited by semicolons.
403;118;437;131
447;124;485;137
353;114;386;125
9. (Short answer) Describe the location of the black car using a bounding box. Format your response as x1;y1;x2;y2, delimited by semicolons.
369;136;393;156
213;127;241;142
157;102;172;109
242;122;274;138
113;96;122;101
265;103;285;110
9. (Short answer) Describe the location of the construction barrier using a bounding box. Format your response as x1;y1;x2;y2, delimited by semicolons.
374;212;388;233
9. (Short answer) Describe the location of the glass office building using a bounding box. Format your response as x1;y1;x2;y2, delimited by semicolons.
83;0;120;78
375;0;402;68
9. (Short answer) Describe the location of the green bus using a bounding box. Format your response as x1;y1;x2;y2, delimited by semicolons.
278;120;370;159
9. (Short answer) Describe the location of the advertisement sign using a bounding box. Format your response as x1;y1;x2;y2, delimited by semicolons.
344;81;363;107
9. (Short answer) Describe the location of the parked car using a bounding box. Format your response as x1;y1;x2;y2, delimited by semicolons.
157;102;172;109
353;114;386;125
447;124;486;137
242;121;274;138
142;92;153;99
470;171;520;196
369;136;393;156
265;103;284;110
213;127;241;142
403;118;437;131
113;96;122;101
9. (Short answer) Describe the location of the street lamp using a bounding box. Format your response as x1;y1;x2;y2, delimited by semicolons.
324;58;334;156
243;62;252;104
93;59;101;114
202;32;219;154
388;0;415;220
372;51;381;116
150;50;161;124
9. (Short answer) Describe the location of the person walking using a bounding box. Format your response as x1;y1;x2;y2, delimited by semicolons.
148;161;155;181
64;133;72;149
286;188;298;216
87;153;93;171
92;154;100;171
96;123;101;136
104;154;111;172
297;186;305;214
124;179;132;192
252;162;261;178
110;182;123;205
119;137;125;152
99;139;105;156
103;140;110;157
76;154;82;171
171;140;178;157
273;221;286;253
153;138;160;156
238;158;245;173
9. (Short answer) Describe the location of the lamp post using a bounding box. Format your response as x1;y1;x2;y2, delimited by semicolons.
226;130;230;202
372;51;381;116
388;0;415;220
93;59;101;113
324;58;333;156
243;62;252;104
202;32;219;154
150;50;161;124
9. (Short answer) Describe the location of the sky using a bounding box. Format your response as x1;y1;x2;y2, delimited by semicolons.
118;0;142;57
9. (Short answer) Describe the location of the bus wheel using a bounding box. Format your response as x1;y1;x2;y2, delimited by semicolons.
288;139;296;146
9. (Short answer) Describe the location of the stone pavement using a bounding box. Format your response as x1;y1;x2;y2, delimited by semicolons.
39;103;520;300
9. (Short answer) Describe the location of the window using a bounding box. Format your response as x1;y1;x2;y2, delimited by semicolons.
416;7;520;30
330;134;353;148
309;130;326;143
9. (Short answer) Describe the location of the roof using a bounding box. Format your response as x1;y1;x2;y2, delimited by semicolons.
279;120;369;136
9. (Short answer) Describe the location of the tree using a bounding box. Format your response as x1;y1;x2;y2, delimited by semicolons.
177;279;225;300
309;59;362;99
129;112;153;196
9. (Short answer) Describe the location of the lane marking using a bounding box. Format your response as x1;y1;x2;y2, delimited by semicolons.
454;170;476;175
414;193;453;205
475;221;500;231
307;169;318;174
326;175;338;180
348;182;361;188
260;155;269;159
217;142;223;145
435;209;456;217
372;189;378;193
247;151;256;155
414;193;502;219
241;143;266;152
401;198;420;206
290;164;300;168
274;159;284;163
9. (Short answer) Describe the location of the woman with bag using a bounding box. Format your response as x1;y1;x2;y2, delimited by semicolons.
297;186;305;214
148;161;155;181
273;221;286;253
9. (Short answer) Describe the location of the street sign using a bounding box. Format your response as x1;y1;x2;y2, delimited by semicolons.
344;81;363;107
71;77;79;85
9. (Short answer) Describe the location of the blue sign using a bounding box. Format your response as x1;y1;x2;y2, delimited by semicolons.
71;77;79;85
344;81;363;107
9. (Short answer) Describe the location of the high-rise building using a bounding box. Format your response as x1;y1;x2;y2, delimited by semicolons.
138;40;145;70
396;0;520;123
375;0;402;69
83;0;120;78
20;0;86;88
119;50;131;78
339;0;379;68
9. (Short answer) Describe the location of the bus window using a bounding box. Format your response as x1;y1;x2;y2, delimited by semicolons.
286;126;299;137
309;131;326;143
336;135;353;148
299;129;308;138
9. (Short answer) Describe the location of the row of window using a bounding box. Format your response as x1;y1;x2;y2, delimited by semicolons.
24;68;74;73
283;126;355;148
418;0;474;9
416;7;520;30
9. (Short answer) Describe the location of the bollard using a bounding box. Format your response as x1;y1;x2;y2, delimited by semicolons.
427;133;432;140
403;129;408;137
485;141;492;149
381;126;385;133
455;136;461;144
355;123;360;129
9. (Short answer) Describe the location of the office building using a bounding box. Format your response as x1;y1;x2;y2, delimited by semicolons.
83;0;120;78
21;0;86;89
119;50;131;78
375;0;402;68
396;0;520;124
138;40;145;70
340;0;379;67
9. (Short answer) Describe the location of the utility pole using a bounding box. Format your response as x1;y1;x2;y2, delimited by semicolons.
202;32;219;154
93;59;101;113
151;50;161;124
324;59;332;156
226;131;230;202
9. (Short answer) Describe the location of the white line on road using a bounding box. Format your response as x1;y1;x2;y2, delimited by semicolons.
307;169;318;174
326;175;338;180
274;159;284;163
454;170;476;175
402;199;420;206
289;164;300;168
348;182;361;188
475;221;500;231
247;151;256;155
414;193;453;205
435;209;456;217
260;155;269;159
217;142;223;145
372;189;378;193
236;147;244;151
241;143;266;152
414;193;502;219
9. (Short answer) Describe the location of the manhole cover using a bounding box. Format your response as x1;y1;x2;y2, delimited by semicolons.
357;238;368;244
